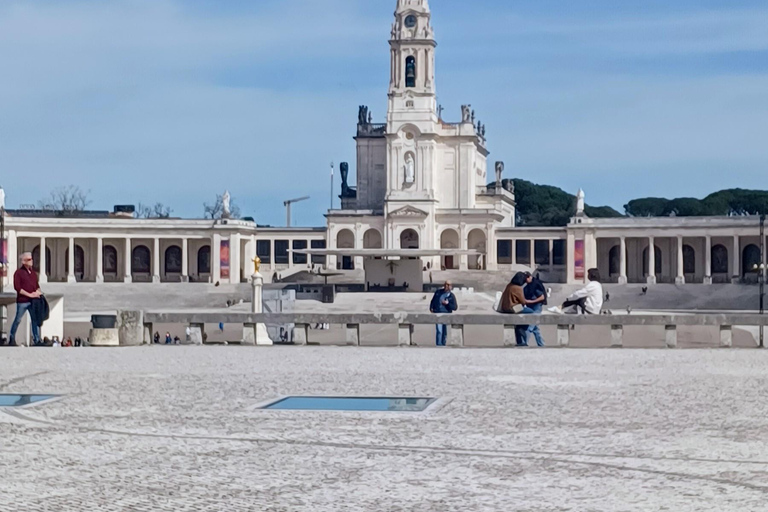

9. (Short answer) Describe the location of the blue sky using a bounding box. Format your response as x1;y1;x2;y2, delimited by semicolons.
1;0;767;225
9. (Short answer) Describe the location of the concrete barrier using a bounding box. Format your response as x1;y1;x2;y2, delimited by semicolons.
118;311;768;348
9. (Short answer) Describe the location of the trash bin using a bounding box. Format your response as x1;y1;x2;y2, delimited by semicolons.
91;315;117;329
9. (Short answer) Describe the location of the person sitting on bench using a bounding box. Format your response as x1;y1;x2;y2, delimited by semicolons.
551;268;603;315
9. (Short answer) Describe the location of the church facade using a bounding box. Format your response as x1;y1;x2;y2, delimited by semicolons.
1;0;765;290
327;0;515;273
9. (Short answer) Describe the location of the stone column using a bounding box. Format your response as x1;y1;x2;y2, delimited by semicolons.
566;232;576;284
248;271;272;345
528;239;534;268
124;238;132;283
67;237;76;283
704;235;713;285
619;237;627;284
96;237;104;284
459;225;468;271
212;234;222;283
152;238;160;283
675;235;685;285
511;239;517;266
181;238;189;282
647;236;656;285
230;233;241;284
269;239;277;272
732;235;740;283
39;237;48;284
548;239;554;267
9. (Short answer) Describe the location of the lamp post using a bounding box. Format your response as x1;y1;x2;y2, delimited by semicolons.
0;186;5;341
757;214;766;348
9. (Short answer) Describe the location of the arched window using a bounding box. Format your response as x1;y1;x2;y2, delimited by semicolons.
65;245;85;277
643;245;662;276
405;56;416;88
683;245;696;274
711;244;728;274
165;246;182;274
198;246;211;274
132;245;151;274
743;245;761;277
32;245;52;276
103;245;118;274
608;245;620;275
400;229;419;249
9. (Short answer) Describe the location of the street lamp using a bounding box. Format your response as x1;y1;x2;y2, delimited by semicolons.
753;213;766;348
0;185;5;342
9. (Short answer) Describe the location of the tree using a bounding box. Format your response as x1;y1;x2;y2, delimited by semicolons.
136;203;173;219
204;194;241;220
512;179;622;226
624;198;668;217
39;185;90;213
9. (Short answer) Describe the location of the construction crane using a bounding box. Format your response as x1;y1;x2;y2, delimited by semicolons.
284;196;310;227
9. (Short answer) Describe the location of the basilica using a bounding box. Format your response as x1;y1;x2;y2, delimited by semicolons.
1;0;765;290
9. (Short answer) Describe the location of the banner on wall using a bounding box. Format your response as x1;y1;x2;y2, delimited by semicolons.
574;240;585;280
220;240;230;279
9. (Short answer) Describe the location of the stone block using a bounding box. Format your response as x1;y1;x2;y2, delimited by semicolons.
345;324;360;346
557;325;570;347
610;325;623;348
90;328;119;347
186;323;204;345
398;324;412;346
448;324;464;347
720;325;733;348
665;325;677;348
503;325;517;347
117;310;144;346
293;324;309;345
242;324;256;345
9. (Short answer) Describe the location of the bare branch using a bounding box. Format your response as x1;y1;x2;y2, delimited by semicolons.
39;186;91;213
204;194;241;219
136;202;173;219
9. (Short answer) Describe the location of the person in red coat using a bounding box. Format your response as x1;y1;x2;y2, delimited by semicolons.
9;252;43;346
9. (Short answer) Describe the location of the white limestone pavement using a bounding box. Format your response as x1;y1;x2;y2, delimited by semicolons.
2;347;768;510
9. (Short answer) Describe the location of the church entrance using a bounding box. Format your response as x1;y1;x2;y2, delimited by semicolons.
444;256;454;270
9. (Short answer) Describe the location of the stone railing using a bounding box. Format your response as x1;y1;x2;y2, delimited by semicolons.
117;311;768;348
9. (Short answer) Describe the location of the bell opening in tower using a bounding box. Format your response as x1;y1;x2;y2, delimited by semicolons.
405;56;416;88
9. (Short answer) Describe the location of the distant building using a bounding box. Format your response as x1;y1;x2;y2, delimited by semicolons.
1;0;765;288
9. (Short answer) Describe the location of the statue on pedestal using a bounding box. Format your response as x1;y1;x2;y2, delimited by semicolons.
461;105;471;123
495;161;504;188
576;188;585;215
222;190;231;219
252;256;261;275
358;105;369;125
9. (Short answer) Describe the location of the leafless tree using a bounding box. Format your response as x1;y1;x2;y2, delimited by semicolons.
204;194;241;220
136;202;173;219
39;186;90;213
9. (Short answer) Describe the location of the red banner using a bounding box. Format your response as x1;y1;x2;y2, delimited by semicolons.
574;240;585;280
220;240;230;279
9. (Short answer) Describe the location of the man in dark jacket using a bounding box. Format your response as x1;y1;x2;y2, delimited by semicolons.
429;281;457;346
10;252;43;346
524;272;547;347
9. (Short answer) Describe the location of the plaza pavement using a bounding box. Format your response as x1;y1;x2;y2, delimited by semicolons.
2;346;768;511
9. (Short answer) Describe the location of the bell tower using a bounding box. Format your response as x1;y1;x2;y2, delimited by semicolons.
388;0;437;120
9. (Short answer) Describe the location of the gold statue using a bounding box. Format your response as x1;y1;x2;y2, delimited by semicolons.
252;255;261;274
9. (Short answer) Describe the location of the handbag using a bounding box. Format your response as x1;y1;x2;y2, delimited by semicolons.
511;304;524;314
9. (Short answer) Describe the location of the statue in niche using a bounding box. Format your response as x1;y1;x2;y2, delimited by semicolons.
222;190;231;219
404;154;415;185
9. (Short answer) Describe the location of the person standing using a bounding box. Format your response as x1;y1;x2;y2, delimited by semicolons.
500;272;529;346
429;281;457;346
9;252;43;346
524;272;547;347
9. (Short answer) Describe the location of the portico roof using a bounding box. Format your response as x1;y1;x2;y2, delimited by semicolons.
294;248;484;257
